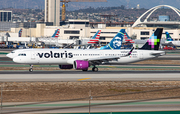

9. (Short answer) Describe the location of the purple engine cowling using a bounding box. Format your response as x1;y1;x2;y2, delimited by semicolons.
59;65;73;69
74;60;89;70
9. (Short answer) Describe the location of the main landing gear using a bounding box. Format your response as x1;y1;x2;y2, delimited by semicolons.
92;66;98;72
82;69;88;71
29;65;33;72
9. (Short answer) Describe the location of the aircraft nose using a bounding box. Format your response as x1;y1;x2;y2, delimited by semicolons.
6;53;12;58
13;57;21;63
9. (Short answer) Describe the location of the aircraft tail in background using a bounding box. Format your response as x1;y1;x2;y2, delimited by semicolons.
165;32;173;41
51;29;60;38
88;30;101;44
100;29;125;50
140;28;163;50
18;29;22;37
124;31;135;43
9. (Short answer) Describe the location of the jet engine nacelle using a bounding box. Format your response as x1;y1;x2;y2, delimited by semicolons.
73;60;89;70
59;65;73;69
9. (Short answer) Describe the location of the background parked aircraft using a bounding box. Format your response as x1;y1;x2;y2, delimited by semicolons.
18;29;22;37
163;32;180;47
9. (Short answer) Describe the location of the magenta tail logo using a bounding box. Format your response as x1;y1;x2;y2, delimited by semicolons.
147;34;160;48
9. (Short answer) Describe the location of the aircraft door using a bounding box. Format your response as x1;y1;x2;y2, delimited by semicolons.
100;52;104;56
139;51;143;59
31;51;36;60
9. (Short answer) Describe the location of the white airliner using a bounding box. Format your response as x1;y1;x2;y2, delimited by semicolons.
6;28;165;72
163;32;180;47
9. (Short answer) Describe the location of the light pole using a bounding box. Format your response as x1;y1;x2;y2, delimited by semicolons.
29;20;32;43
1;83;3;113
30;20;32;42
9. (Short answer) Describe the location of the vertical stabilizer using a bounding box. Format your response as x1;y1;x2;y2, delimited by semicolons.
140;28;163;50
88;30;101;44
124;31;135;43
19;29;22;37
52;29;60;38
165;32;173;41
100;29;125;50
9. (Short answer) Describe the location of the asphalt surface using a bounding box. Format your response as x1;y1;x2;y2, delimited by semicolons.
0;70;180;74
1;100;180;114
0;71;180;82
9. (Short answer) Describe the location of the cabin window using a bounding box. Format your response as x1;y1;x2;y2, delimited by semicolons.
64;31;80;34
18;53;26;56
141;31;149;35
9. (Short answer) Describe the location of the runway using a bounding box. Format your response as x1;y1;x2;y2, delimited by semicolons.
1;100;180;113
0;70;180;82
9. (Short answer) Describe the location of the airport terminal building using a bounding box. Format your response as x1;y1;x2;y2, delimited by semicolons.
3;5;180;46
9;19;180;46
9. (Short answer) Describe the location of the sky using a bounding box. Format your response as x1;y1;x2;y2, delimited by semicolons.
66;0;180;10
1;0;180;10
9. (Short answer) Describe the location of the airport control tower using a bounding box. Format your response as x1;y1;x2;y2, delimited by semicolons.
45;0;60;26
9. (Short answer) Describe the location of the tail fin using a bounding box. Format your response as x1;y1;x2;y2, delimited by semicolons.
100;29;125;50
124;31;134;43
140;28;163;50
19;29;22;37
52;29;60;38
165;32;173;41
88;30;101;44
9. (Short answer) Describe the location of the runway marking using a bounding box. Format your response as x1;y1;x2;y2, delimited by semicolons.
78;78;91;81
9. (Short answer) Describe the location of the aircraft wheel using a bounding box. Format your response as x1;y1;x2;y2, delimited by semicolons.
29;68;33;72
92;67;98;72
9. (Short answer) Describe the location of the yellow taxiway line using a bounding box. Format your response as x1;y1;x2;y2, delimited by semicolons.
78;78;91;81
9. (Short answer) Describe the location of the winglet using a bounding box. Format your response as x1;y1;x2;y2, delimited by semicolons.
122;47;134;57
126;47;134;56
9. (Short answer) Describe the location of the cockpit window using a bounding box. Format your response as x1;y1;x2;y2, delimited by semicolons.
18;53;26;56
11;51;15;53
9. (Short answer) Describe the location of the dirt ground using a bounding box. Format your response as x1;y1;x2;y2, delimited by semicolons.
1;81;180;102
0;60;180;102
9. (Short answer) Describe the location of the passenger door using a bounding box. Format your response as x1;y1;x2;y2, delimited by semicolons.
139;51;143;59
31;51;36;60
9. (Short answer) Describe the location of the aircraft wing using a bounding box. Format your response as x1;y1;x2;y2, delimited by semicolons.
150;51;166;56
83;47;134;65
83;56;120;65
162;41;174;46
67;55;120;65
84;56;120;61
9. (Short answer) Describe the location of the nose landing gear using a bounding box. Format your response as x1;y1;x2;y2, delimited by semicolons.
29;65;33;72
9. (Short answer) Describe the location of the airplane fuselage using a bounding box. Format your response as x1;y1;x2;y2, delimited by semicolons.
9;49;165;65
164;41;180;46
